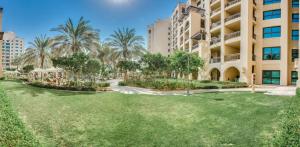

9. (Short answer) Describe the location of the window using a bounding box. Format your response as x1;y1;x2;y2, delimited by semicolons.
263;26;281;38
292;13;299;23
263;47;281;60
263;9;281;20
292;30;299;40
292;0;299;8
292;49;299;62
263;70;280;85
292;71;298;85
264;0;281;5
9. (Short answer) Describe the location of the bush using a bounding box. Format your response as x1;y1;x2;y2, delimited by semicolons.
98;82;110;88
0;77;5;81
0;88;39;146
118;81;127;86
28;82;97;92
122;79;247;90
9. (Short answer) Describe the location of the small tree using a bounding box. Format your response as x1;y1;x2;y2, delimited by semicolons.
117;60;140;81
170;51;204;79
140;53;168;79
83;59;102;85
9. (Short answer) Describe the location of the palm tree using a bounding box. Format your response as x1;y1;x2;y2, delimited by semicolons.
20;35;53;69
107;28;146;61
95;43;118;64
51;17;99;56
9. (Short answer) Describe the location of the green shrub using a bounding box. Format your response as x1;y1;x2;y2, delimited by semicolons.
98;83;110;88
0;88;39;146
28;82;97;91
118;81;127;86
0;77;5;81
122;79;247;90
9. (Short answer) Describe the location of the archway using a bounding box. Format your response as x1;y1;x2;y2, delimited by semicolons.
210;68;221;81
224;67;240;82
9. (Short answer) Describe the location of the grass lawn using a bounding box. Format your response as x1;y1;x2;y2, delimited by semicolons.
1;81;294;146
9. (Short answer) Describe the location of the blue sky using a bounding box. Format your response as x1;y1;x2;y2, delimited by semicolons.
0;0;180;47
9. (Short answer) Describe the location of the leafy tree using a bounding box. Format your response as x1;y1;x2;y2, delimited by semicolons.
52;52;89;85
20;35;53;69
140;53;168;78
51;17;100;56
83;59;102;85
170;51;204;79
117;60;140;81
107;28;146;61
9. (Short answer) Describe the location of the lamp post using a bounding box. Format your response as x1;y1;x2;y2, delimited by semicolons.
187;53;191;96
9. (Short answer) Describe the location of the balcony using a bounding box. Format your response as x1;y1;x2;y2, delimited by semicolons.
225;53;240;62
225;0;241;9
210;57;221;63
192;44;199;50
210;37;221;45
210;21;221;30
225;13;241;23
225;31;240;41
210;7;221;16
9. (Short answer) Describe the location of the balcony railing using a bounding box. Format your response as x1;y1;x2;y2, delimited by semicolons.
185;25;190;30
225;0;241;8
210;0;218;4
210;57;221;63
192;44;199;50
210;21;221;29
225;53;240;62
210;37;221;45
225;31;241;41
225;13;241;23
210;7;221;16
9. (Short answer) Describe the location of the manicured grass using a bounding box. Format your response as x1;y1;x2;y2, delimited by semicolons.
1;81;294;146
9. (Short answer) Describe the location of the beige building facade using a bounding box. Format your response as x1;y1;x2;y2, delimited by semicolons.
205;0;299;86
147;19;171;56
149;0;299;85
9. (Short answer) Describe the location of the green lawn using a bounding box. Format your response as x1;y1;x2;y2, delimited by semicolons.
1;81;293;146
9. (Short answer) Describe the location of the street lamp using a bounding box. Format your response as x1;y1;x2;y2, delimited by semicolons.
187;53;191;96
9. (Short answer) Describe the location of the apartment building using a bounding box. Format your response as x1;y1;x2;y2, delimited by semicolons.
205;0;299;86
2;32;25;70
0;7;3;77
149;0;299;85
147;19;171;56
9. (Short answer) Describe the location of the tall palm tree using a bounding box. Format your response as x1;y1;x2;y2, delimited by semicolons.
95;43;119;64
20;35;53;69
107;28;146;61
51;17;99;56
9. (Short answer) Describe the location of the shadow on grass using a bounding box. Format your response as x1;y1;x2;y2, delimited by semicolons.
1;81;96;97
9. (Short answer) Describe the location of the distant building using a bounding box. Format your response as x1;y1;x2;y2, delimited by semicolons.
0;7;3;76
2;32;25;70
147;19;171;56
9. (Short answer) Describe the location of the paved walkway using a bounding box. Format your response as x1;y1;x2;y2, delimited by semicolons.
108;79;296;96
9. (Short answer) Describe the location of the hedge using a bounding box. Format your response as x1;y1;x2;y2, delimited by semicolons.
0;88;39;146
28;82;110;92
119;79;248;90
